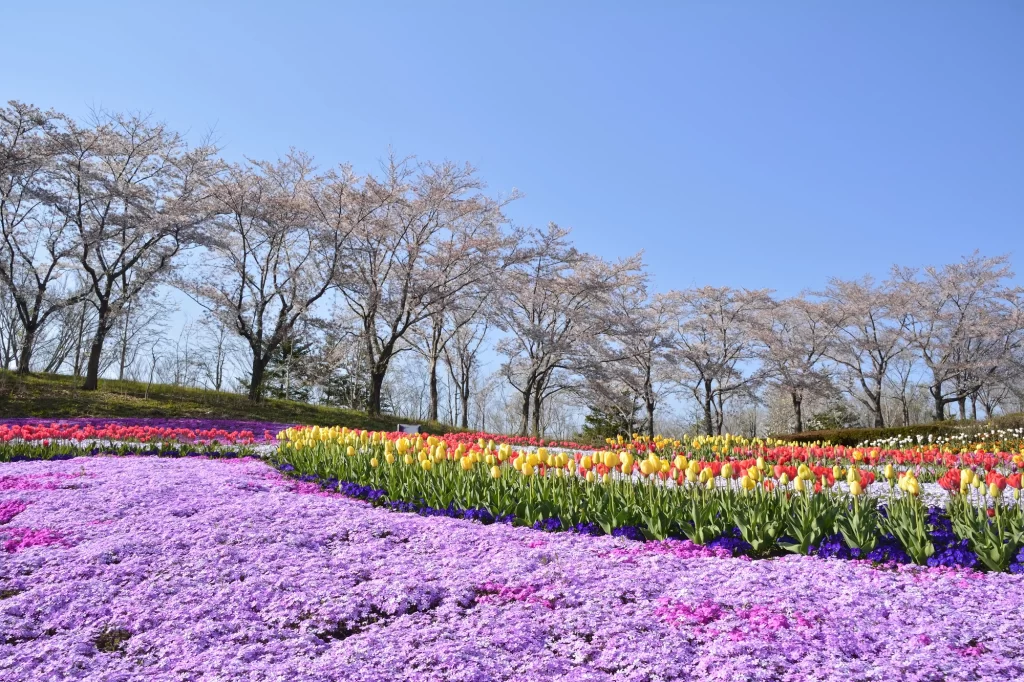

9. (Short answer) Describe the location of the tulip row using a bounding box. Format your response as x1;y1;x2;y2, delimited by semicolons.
357;430;1024;482
0;422;271;446
275;427;1024;571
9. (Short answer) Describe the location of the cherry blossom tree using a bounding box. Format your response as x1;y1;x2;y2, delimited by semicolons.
336;154;517;416
0;101;88;374
754;296;839;433
893;253;1023;421
176;153;354;400
670;286;773;435
495;223;644;437
820;276;908;428
44;109;219;390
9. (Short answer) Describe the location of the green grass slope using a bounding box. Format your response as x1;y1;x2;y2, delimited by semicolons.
0;371;458;434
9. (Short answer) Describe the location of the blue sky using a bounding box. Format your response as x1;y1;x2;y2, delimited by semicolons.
4;1;1022;296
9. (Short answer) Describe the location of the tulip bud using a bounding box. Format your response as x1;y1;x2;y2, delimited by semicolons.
491;465;501;479
420;459;432;472
586;471;595;483
346;446;356;457
779;473;790;486
460;457;473;471
989;482;1002;499
884;464;895;481
849;480;862;496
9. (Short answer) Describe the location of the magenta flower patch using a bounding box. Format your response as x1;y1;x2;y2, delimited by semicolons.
0;499;28;524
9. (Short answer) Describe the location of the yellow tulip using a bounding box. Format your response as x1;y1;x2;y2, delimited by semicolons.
521;464;534;477
849;480;862;496
420;459;432;472
586;471;596;483
491;465;501;479
346;446;356;457
460;457;473;471
370;457;379;468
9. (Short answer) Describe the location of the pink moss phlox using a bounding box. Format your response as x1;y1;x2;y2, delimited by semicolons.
0;499;28;524
2;526;65;553
476;582;559;609
1;456;1022;681
0;472;79;492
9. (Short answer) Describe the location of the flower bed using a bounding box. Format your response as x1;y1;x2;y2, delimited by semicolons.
0;418;291;461
274;427;1024;571
0;417;292;444
2;456;1023;680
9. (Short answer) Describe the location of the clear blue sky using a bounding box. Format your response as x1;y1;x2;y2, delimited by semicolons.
4;1;1023;296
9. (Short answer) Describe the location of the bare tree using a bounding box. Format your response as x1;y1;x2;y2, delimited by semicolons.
195;317;239;391
754;296;838;433
337;154;516;416
105;290;173;381
444;314;490;428
670;286;772;435
44;109;219;390
884;350;923;427
176;152;352;400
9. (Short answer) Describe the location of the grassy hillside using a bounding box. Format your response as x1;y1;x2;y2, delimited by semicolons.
0;371;459;434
